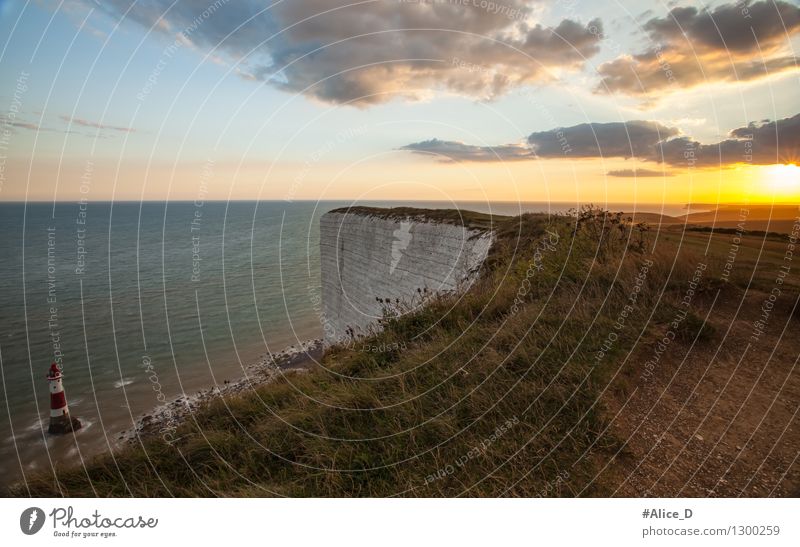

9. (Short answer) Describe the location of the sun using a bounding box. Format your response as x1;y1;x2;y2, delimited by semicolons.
763;163;800;198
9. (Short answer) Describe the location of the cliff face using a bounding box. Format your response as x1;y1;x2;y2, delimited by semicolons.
319;208;494;345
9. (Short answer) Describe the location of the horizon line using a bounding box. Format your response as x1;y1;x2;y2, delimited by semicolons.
1;199;798;207
0;198;781;204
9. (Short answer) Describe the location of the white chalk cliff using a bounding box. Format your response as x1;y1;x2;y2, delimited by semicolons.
319;208;494;346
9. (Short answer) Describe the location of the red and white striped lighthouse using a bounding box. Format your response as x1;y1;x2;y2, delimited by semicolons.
47;363;81;435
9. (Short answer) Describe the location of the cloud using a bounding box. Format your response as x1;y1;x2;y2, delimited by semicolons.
657;112;800;167
399;138;532;162
643;1;800;53
400;113;800;167
59;115;135;133
0;115;61;133
85;0;604;106
607;168;674;177
399;120;678;162
1;114;133;137
527;120;679;158
0;116;41;131
596;1;800;100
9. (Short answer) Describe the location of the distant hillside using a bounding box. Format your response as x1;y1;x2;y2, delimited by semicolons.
620;204;799;234
680;204;799;223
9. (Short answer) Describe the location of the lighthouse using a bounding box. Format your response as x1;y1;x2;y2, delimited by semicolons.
47;363;81;435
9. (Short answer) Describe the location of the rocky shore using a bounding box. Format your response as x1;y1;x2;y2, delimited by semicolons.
118;339;323;444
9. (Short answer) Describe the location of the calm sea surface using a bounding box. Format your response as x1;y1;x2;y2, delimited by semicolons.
0;200;689;487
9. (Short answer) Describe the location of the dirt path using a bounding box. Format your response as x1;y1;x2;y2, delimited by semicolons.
602;289;799;497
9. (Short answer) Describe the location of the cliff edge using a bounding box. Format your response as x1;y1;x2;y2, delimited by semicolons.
320;206;495;345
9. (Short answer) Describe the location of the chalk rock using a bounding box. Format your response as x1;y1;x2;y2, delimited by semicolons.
320;208;493;346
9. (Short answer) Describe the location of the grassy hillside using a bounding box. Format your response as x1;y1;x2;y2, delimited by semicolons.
12;208;799;497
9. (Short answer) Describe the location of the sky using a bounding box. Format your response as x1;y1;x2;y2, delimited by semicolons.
0;0;798;205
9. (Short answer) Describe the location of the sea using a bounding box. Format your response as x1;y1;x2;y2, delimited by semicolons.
0;200;691;488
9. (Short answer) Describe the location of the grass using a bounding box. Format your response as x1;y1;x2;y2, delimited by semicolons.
327;206;502;230
11;208;792;497
682;225;791;242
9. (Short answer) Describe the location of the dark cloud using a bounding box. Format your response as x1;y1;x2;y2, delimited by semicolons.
399;138;532;162
597;0;800;99
606;168;674;177
657;112;800;166
92;0;275;58
527;120;678;158
643;2;800;53
84;0;604;106
400;113;800;167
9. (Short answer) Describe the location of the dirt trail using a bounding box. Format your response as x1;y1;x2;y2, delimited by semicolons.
603;289;799;497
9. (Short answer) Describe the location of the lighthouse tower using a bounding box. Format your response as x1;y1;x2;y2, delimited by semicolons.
47;363;81;435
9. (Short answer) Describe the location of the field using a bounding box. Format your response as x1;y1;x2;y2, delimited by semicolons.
10;209;799;497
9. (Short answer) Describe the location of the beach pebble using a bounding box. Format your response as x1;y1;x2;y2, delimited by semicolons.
120;339;322;444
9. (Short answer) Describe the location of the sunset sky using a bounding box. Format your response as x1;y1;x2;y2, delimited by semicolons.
0;0;798;205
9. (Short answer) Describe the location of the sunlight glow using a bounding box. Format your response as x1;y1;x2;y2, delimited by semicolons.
763;163;800;199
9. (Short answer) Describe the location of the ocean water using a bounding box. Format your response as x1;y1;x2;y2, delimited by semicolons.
0;199;687;487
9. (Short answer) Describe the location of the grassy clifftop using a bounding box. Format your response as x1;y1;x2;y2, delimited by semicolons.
13;209;799;497
327;205;501;230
